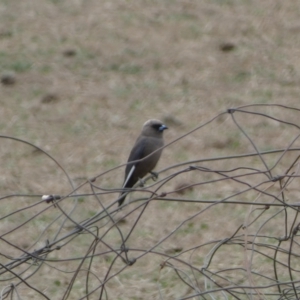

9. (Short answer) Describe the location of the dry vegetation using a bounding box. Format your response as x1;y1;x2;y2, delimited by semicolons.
1;0;300;299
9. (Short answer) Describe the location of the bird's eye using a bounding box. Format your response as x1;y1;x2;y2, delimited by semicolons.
152;124;168;132
152;124;162;131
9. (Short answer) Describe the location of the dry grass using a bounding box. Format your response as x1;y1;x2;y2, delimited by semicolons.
1;0;300;299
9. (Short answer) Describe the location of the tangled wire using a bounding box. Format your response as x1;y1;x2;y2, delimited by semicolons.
1;104;300;300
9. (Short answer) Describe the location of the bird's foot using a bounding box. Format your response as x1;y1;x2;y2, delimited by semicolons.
150;171;158;181
138;178;145;187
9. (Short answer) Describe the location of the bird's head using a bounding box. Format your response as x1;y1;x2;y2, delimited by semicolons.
142;119;168;137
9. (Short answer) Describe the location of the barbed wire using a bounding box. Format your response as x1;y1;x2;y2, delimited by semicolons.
1;104;300;299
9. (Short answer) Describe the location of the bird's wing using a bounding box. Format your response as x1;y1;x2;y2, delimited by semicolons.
127;137;146;163
123;137;146;186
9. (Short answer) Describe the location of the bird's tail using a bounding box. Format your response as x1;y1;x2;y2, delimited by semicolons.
118;192;127;207
119;165;135;207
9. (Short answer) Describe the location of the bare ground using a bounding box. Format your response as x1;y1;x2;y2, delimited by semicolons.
1;1;300;299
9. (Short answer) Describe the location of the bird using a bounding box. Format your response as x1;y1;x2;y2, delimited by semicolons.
118;119;168;206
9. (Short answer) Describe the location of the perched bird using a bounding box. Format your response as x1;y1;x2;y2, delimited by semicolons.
118;119;168;206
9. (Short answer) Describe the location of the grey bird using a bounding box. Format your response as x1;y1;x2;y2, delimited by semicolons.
118;119;168;206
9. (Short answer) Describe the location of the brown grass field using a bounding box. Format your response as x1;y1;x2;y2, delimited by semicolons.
1;1;300;299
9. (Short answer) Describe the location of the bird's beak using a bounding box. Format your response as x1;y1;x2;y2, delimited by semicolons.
159;124;168;132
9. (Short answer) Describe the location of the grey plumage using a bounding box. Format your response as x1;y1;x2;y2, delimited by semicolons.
118;119;168;206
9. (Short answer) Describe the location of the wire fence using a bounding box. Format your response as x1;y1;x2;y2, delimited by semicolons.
1;104;300;299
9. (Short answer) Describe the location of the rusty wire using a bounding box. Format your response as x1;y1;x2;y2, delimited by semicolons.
1;104;300;299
